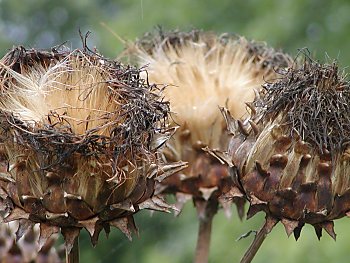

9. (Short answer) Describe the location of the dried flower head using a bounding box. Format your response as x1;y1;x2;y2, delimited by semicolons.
128;29;292;218
226;56;350;240
0;45;185;252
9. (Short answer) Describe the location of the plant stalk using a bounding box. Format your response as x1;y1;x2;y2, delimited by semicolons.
66;236;80;263
194;199;218;263
240;217;277;263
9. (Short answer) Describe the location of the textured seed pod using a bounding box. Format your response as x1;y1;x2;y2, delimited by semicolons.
0;45;185;252
226;57;350;240
128;29;292;218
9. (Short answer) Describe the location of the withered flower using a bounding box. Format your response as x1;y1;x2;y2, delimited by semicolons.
128;29;292;263
0;45;184;260
226;57;350;262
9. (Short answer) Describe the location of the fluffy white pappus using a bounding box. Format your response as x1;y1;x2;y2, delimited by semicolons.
0;52;115;136
135;34;279;149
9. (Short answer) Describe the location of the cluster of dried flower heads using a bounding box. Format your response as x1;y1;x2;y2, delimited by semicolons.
0;28;348;263
127;29;294;263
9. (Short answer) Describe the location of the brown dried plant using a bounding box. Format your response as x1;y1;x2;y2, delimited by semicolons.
127;28;292;263
0;41;186;262
224;55;350;262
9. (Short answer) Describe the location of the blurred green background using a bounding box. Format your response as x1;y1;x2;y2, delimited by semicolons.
1;0;350;262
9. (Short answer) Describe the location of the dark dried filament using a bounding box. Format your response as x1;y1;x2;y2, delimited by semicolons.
261;60;350;152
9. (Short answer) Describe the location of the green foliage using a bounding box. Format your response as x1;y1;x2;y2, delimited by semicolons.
1;1;350;262
1;0;350;64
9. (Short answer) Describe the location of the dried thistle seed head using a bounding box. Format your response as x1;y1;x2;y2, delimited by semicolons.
0;222;63;263
0;46;184;250
227;57;350;240
128;29;292;216
134;29;292;145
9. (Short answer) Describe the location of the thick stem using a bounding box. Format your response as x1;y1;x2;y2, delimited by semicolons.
240;217;278;263
66;236;79;263
194;212;214;263
194;200;218;263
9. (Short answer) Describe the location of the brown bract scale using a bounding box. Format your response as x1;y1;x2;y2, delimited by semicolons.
0;222;63;263
225;58;350;240
0;153;63;263
0;46;186;252
127;29;292;219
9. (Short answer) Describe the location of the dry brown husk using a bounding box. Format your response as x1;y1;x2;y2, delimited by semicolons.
0;45;186;252
126;29;293;219
225;56;350;240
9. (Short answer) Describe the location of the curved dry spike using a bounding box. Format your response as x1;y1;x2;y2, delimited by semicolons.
202;147;233;166
153;161;188;182
91;224;104;247
79;217;99;238
253;88;260;101
281;218;299;237
110;217;133;241
219;107;238;135
293;223;305;241
234;198;246;220
218;197;233;219
110;199;135;212
110;216;138;241
314;225;322;240
248;120;259;136
237;120;249;136
321;221;336;240
150;127;178;150
102;224;110;239
246;204;264;220
138;196;177;213
245;102;256;117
